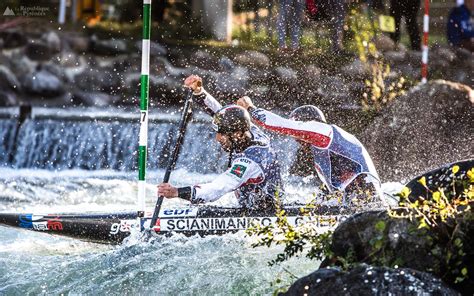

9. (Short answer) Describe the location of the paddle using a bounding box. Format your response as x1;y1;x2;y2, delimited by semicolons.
148;90;194;232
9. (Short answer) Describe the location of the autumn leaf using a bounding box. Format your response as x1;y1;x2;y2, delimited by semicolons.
452;165;460;175
418;176;427;188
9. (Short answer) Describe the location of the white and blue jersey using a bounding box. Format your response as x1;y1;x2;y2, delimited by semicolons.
182;89;283;211
230;126;283;210
249;108;381;195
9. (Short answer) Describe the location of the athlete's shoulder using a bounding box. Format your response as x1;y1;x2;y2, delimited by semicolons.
250;125;270;145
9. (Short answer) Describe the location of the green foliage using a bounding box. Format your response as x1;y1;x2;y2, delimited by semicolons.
246;197;335;267
347;5;410;112
394;165;474;283
347;5;378;63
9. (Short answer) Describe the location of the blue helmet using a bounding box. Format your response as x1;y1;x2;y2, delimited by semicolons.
289;105;326;123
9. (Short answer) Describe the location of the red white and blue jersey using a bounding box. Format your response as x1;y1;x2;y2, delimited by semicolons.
249;108;381;193
187;89;283;211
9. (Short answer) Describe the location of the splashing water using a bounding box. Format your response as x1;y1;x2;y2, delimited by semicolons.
0;108;403;294
0;168;336;295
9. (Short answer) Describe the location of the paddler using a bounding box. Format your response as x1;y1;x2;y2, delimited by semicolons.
236;96;384;206
157;76;283;213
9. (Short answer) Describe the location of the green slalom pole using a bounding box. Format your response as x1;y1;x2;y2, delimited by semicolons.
137;0;151;219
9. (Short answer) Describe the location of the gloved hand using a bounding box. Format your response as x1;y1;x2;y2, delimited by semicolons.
184;75;203;94
236;96;256;111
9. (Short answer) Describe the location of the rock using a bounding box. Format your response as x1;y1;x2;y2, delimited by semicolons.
219;56;235;72
153;56;194;78
374;34;396;52
341;59;370;79
327;210;436;271
404;159;474;202
0;30;27;49
360;80;474;182
455;47;473;60
24;40;53;61
212;68;248;96
135;40;167;56
113;55;141;73
89;36;128;55
430;55;451;69
8;55;37;78
391;63;419;79
446;68;473;88
274;66;298;85
303;65;322;80
0;65;21;91
325;208;474;295
234;50;270;68
42;63;69;83
57;51;81;68
74;67;122;93
0;90;19;106
436;47;456;63
0;38;4;50
63;56;87;82
66;35;89;52
396;43;408;53
248;67;271;83
124;72;183;103
282;265;459;296
22;69;65;97
384;51;407;64
42;31;61;53
231;66;250;84
72;91;119;107
316;75;352;105
189;50;218;70
406;50;423;66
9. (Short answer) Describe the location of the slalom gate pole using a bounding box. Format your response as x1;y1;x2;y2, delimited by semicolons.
137;0;152;219
149;91;194;231
421;0;430;84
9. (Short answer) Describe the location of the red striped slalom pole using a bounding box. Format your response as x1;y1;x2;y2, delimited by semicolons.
421;0;430;84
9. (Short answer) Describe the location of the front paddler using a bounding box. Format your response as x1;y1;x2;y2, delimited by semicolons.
157;77;284;213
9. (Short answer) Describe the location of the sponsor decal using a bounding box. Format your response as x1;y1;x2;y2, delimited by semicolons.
33;221;48;231
159;215;343;232
161;208;198;217
19;215;62;231
47;220;63;231
230;164;247;178
236;158;251;164
110;219;138;235
19;214;44;229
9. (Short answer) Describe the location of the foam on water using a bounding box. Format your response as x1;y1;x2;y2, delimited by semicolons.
0;223;315;295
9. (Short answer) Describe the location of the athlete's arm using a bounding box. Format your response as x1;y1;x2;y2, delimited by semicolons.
249;108;333;148
184;75;222;116
178;157;264;204
192;88;222;116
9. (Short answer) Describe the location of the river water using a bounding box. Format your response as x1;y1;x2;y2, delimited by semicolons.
0;168;332;295
0;108;402;294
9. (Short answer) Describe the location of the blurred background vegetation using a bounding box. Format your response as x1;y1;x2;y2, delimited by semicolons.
1;0;453;49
